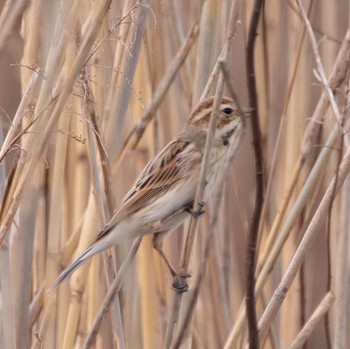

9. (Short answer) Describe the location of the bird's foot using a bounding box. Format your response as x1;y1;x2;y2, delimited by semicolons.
172;271;191;293
186;201;205;218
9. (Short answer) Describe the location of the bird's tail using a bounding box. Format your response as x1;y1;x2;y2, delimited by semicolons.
51;223;127;290
51;245;97;289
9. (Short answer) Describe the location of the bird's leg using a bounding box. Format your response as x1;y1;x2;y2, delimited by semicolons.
152;233;177;277
152;233;191;293
150;203;202;293
185;201;205;218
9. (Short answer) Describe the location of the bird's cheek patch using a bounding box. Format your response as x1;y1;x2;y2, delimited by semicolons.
221;126;237;146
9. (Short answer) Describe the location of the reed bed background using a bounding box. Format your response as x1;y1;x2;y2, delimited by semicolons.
0;0;349;348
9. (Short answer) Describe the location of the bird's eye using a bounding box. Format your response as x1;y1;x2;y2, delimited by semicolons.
223;108;233;115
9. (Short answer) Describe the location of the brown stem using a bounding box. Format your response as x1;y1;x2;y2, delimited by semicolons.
324;135;342;349
245;1;265;348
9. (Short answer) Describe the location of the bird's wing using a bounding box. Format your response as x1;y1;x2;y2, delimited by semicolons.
95;138;197;241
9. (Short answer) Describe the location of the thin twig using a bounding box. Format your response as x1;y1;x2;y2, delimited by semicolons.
114;23;199;172
29;284;45;328
224;26;350;348
0;0;112;245
199;4;240;102
80;68;115;216
295;3;349;345
171;185;223;349
289;292;336;349
166;75;225;349
324;134;343;349
164;3;240;347
296;0;350;149
245;0;265;348
257;0;314;259
218;60;246;116
0;70;40;163
82;238;142;348
333;75;350;349
256;148;350;344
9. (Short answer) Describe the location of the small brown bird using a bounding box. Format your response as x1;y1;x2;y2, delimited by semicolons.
54;96;244;287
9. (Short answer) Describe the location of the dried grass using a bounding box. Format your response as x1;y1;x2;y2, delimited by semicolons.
0;1;349;348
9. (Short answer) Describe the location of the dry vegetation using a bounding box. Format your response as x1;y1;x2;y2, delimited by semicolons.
0;0;349;348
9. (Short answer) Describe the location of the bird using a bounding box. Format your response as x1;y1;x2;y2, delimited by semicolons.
53;96;245;289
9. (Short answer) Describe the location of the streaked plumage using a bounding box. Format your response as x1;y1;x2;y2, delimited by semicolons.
54;96;244;286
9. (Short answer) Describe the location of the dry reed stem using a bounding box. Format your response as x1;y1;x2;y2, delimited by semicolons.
81;69;116;215
13;186;37;349
48;1;110;347
301;27;350;157
254;123;340;289
60;194;98;348
225;27;350;346
105;2;151;158
171;182;225;348
165;3;240;347
199;3;240;102
257;27;350;268
224;121;341;348
0;0;112;246
80;75;109;226
257;0;311;256
258;25;350;271
0;71;42;349
0;71;40;163
0;0;28;51
82;237;142;348
29;285;45;328
192;0;221;103
1;1;349;347
115;23;199;172
168;84;226;346
245;0;265;347
219;60;245;115
58;4;149;347
45;106;71;348
333;142;350;348
167;2;193;100
27;2;112;347
20;0;43;88
103;0;133;132
296;0;350;148
333;66;350;349
256;148;350;344
60;214;85;267
0;236;15;349
289;292;335;349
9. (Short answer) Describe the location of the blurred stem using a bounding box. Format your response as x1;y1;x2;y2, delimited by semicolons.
0;0;28;51
82;238;142;349
256;148;350;344
290;292;336;349
333;69;350;349
324;137;342;349
296;0;350;148
245;1;265;348
258;0;313;256
0;0;112;245
115;23;199;172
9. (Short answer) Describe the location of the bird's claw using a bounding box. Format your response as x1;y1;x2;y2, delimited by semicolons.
186;202;205;218
171;272;191;293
